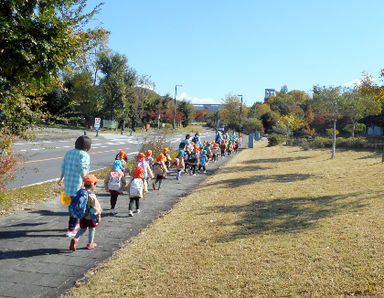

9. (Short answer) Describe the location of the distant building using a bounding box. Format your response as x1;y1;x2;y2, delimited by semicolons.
365;125;383;136
264;89;276;100
192;104;222;112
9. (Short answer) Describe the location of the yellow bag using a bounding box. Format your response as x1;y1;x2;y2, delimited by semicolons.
60;187;71;206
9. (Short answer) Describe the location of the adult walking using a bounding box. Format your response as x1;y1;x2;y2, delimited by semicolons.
58;135;92;237
179;134;191;151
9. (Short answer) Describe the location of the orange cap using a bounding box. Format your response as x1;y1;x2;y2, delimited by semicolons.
119;150;127;159
83;174;99;185
137;152;145;161
163;148;169;154
133;166;144;179
157;153;166;162
146;149;152;157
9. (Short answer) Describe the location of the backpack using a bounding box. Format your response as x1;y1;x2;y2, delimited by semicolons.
68;189;90;219
188;152;197;163
200;155;206;166
136;161;148;179
108;171;122;191
130;178;144;198
153;162;164;176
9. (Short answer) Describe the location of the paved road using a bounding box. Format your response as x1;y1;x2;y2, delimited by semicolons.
8;128;216;189
0;139;247;298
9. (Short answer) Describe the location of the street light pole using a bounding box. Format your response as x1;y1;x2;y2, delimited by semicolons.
173;84;183;129
237;94;243;133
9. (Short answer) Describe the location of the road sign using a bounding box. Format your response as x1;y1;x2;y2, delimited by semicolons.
94;118;101;130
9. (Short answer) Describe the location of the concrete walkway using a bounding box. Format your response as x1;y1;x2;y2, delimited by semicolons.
0;145;243;297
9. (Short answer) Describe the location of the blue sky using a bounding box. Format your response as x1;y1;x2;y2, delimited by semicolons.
86;0;384;106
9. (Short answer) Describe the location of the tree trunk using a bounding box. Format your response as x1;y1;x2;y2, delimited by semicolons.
331;119;336;159
382;144;384;163
286;130;289;145
351;121;356;138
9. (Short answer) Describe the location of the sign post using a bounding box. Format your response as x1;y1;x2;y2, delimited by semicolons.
94;118;101;137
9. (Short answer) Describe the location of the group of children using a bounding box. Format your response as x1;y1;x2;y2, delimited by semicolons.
69;131;241;251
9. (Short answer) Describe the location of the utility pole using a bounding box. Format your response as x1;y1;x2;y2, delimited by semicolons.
173;84;182;129
237;94;243;133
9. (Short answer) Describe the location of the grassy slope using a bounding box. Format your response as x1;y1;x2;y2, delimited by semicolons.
69;142;384;296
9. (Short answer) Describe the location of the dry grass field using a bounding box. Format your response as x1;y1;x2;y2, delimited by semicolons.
69;142;384;297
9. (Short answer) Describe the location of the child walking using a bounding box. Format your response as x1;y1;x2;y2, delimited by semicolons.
104;159;126;215
163;147;172;170
70;174;102;251
188;146;200;176
173;150;185;181
152;153;168;190
198;150;208;173
136;152;153;192
128;167;146;217
145;149;154;168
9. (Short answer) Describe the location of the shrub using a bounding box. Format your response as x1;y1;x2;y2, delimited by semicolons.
268;134;285;146
139;131;174;161
301;136;368;150
337;137;368;148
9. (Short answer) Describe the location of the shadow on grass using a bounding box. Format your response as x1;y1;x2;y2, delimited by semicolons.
205;192;367;242
205;173;312;188
245;156;311;164
356;151;382;160
218;165;270;173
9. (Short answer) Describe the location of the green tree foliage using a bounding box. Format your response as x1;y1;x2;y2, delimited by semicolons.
177;100;195;127
219;94;247;130
260;111;280;133
343;88;382;137
242;118;263;134
97;51;137;121
0;0;102;190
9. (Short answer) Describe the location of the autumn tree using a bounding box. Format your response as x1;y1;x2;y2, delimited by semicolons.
313;86;345;159
278;113;305;144
220;94;247;130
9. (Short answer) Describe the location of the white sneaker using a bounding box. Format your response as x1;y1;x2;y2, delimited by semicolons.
110;209;117;215
128;210;133;217
65;230;77;237
135;209;140;214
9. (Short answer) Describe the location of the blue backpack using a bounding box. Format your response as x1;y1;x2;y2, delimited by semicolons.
200;155;206;166
68;189;90;219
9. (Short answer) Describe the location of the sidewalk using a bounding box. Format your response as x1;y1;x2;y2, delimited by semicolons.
0;146;242;297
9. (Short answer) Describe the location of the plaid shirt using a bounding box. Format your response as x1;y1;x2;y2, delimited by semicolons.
61;149;90;196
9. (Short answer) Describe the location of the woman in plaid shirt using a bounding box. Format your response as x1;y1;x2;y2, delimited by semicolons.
58;136;92;237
